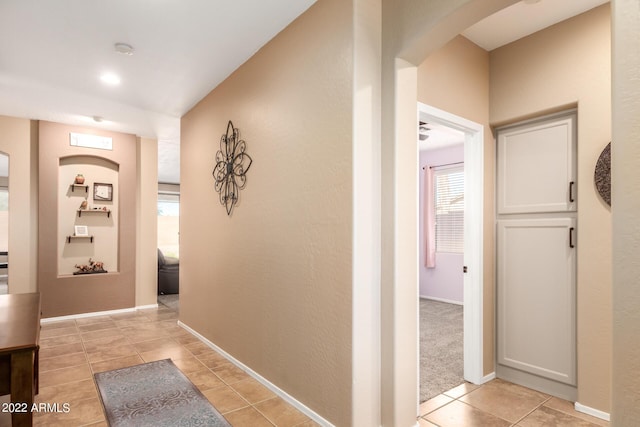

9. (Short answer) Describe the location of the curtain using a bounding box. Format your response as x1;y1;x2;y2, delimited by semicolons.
424;166;436;268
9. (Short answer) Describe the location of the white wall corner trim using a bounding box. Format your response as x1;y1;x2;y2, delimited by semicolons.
178;321;335;427
574;402;610;421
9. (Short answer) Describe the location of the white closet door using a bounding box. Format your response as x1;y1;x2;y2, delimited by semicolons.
497;115;576;214
497;218;576;386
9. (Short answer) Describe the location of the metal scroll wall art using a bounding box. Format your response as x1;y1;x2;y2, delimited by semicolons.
212;121;253;215
594;142;611;206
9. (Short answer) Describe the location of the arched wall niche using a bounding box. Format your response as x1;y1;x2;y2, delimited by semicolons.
58;155;120;276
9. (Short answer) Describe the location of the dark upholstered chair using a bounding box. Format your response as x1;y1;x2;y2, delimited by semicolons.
158;249;179;294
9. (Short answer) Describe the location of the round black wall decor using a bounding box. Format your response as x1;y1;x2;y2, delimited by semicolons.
212;121;253;215
594;142;611;206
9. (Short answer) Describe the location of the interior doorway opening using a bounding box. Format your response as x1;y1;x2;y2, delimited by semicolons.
418;117;465;402
157;183;180;302
417;103;486;405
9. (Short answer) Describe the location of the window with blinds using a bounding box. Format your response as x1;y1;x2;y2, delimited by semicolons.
158;191;180;258
434;165;464;253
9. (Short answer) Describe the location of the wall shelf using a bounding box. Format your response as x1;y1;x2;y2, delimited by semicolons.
77;209;111;218
70;184;89;193
72;269;107;275
66;235;94;243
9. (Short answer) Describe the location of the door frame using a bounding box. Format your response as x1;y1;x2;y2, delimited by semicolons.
418;102;485;384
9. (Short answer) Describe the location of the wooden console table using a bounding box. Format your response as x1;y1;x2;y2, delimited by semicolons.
0;293;41;427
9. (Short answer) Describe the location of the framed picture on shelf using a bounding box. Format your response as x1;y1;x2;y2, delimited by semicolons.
93;182;113;201
74;225;89;236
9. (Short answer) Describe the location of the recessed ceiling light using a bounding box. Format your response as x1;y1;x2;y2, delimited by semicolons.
114;43;134;56
80;115;109;125
100;73;121;85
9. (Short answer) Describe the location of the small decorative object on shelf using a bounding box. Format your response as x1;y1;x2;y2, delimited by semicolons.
212;120;253;215
73;258;107;275
75;174;85;184
79;200;88;210
68;225;93;242
75;225;89;236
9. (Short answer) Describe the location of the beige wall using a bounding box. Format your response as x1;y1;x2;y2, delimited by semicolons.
417;35;495;376
612;0;640;424
489;5;611;412
38;121;137;317
136;137;158;307
180;0;353;424
0;116;38;294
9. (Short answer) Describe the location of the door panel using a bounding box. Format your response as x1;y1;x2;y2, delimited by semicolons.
497;115;576;214
497;218;576;386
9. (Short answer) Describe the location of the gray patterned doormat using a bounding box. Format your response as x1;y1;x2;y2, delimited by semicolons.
94;359;231;426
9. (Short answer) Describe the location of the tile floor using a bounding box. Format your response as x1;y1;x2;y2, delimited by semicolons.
418;381;610;427
0;301;316;427
0;300;611;427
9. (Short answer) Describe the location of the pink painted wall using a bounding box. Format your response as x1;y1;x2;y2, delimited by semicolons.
419;144;464;304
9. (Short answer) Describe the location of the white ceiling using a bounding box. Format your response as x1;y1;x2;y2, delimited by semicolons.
0;0;316;183
0;1;609;175
419;122;465;152
420;0;609;151
463;0;609;51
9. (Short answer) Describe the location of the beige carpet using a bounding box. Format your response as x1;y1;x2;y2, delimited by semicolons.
420;298;464;402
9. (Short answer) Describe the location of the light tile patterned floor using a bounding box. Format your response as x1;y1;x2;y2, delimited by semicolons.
419;381;610;427
0;299;611;426
0;302;316;427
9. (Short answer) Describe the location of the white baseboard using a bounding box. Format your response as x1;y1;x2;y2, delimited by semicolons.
466;372;495;386
178;321;335;427
41;304;158;323
136;303;160;311
481;372;496;384
574;402;610;421
419;295;463;306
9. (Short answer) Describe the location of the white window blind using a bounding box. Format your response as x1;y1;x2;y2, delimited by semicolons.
434;165;464;253
158;193;179;216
